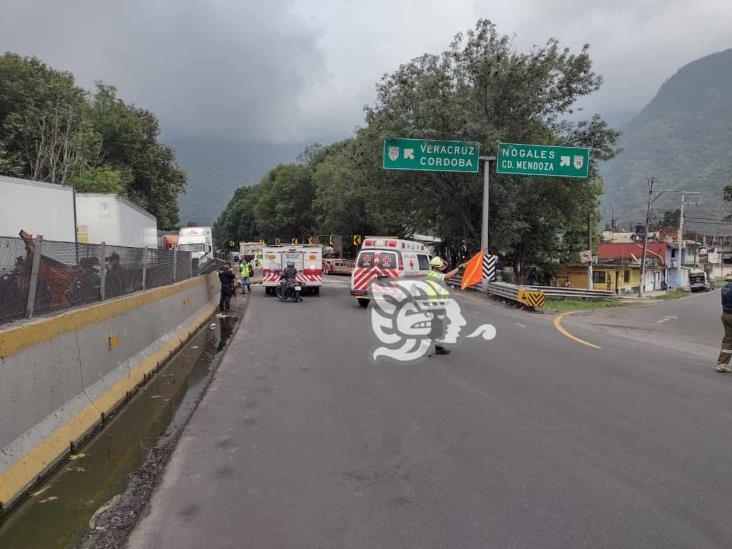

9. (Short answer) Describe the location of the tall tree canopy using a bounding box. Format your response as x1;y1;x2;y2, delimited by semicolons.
214;20;619;278
0;54;186;229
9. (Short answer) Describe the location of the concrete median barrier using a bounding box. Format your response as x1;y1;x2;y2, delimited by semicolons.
0;272;219;510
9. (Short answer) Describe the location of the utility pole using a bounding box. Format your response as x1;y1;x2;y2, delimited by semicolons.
639;177;655;298
587;211;593;290
676;191;700;287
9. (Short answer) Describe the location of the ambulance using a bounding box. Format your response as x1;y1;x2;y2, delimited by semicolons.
350;237;431;307
262;245;323;295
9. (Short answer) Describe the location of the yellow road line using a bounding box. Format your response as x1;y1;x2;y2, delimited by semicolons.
553;312;602;350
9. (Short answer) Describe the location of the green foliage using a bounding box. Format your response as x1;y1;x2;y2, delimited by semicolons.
0;54;186;229
214;19;618;276
73;165;126;193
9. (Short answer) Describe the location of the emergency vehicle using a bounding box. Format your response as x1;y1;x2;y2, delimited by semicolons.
350;237;431;307
262;245;323;295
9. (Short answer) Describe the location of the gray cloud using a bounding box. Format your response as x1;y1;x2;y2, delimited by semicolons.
1;0;731;144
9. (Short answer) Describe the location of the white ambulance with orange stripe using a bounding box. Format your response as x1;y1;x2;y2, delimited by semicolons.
350;237;431;307
262;245;323;295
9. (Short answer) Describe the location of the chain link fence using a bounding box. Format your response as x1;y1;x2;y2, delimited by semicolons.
0;234;197;327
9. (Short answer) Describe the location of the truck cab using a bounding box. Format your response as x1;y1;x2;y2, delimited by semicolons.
178;227;214;269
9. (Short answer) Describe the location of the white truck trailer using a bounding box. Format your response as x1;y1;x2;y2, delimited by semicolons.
0;175;76;242
76;193;158;248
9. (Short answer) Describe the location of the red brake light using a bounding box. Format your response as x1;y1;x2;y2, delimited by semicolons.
387;240;397;247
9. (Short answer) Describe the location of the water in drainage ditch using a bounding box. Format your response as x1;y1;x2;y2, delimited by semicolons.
0;313;238;549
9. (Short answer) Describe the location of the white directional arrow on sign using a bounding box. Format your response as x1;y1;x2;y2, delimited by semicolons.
403;148;414;160
560;155;570;167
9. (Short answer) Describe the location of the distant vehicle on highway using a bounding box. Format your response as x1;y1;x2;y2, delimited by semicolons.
351;237;431;308
689;270;712;292
178;227;214;269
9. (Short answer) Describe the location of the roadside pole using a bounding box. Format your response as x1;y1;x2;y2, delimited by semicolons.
480;156;495;293
587;212;593;290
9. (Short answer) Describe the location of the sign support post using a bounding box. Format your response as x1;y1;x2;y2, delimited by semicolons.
480;156;495;293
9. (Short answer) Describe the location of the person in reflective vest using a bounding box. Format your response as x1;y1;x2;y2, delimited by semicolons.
424;256;462;356
716;273;732;372
239;259;251;295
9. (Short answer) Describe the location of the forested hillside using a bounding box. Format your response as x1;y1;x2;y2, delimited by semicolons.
601;49;732;225
0;54;185;229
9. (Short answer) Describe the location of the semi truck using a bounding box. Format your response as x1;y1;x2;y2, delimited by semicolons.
178;227;214;269
76;193;158;248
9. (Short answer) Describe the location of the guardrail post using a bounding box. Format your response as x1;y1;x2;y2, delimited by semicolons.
172;247;178;283
25;235;43;319
99;242;106;300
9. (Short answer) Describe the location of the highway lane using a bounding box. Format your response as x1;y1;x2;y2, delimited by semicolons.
561;289;722;360
129;278;732;548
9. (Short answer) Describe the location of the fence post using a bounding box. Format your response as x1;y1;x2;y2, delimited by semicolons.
26;235;43;319
100;242;107;300
172;247;178;283
190;255;193;279
142;255;147;291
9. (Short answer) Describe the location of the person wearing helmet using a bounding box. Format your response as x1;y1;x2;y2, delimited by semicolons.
715;273;732;372
283;261;298;281
425;256;464;356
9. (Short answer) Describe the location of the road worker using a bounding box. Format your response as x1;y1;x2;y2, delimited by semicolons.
715;273;732;373
424;256;463;356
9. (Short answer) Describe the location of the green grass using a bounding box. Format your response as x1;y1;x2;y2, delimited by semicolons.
544;297;625;313
654;288;688;300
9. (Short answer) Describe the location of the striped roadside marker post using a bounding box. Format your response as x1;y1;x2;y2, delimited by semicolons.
482;253;497;293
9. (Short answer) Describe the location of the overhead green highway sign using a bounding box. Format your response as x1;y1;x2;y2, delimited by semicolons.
496;142;590;178
382;138;480;173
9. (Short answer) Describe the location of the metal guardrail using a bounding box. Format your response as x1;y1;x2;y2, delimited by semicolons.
521;285;615;298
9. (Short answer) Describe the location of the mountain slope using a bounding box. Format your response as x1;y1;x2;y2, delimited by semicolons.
600;49;732;226
168;136;304;226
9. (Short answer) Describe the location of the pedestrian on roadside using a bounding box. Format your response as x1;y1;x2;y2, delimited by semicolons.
715;273;732;373
239;259;251;295
219;261;236;312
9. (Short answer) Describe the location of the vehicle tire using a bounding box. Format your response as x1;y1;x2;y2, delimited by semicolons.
276;282;286;301
358;298;369;308
314;287;320;296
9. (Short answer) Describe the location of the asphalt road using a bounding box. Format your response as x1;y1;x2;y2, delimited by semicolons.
128;280;732;549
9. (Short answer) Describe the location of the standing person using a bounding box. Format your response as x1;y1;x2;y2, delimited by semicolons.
239;259;250;295
105;252;126;297
715;273;732;373
218;261;236;312
424;257;463;356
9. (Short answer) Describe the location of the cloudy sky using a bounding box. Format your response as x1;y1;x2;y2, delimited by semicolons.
2;0;731;145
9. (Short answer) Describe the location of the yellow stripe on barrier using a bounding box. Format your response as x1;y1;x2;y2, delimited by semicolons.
0;303;216;507
0;276;209;359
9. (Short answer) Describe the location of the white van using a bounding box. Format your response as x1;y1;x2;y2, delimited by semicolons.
350;237;431;307
178;227;214;269
262;245;323;295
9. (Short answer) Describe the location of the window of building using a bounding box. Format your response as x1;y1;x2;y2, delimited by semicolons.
624;270;630;283
592;270;606;284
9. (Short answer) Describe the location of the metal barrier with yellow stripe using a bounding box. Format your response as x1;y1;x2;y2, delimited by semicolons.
517;288;545;309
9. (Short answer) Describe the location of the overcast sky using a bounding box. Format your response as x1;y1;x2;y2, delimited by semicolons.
1;0;730;144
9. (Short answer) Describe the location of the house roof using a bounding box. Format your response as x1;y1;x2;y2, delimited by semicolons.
597;242;667;265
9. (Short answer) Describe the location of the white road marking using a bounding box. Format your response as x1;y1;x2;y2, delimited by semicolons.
656;315;679;324
514;322;527;328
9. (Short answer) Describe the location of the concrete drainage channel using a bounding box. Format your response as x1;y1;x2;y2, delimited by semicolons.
0;309;242;549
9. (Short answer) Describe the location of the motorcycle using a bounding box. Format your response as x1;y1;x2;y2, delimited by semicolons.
276;278;302;302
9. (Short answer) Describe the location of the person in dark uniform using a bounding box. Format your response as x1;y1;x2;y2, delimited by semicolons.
715;273;732;372
218;261;236;312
